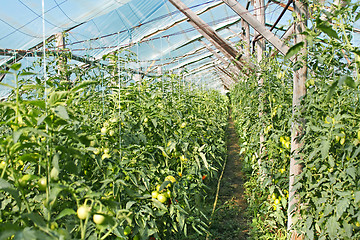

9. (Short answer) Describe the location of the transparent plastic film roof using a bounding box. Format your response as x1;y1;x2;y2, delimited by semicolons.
0;0;360;97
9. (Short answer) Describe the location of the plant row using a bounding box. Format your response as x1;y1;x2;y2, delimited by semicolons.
0;53;228;240
230;1;360;239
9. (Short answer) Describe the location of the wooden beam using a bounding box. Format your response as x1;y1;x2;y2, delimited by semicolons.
168;0;250;74
270;0;294;11
221;0;290;56
198;40;240;77
214;66;233;88
187;19;248;73
216;65;235;84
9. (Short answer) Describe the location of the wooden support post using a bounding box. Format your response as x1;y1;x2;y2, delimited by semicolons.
55;32;68;81
198;40;240;77
168;0;250;74
133;73;142;83
241;19;251;59
253;0;266;170
221;0;290;56
287;0;307;235
254;0;266;59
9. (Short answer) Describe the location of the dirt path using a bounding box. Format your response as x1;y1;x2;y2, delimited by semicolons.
208;114;249;240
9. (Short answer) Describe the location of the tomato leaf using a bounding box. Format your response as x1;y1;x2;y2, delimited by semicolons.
71;80;97;92
53;105;69;120
327;216;340;238
317;23;339;39
320;140;330;159
354;191;360;203
55;208;76;220
19;71;36;76
355;12;360;22
336;198;350;220
0;83;15;90
199;152;209;170
326;80;338;101
126;201;137;210
10;63;21;71
284;42;304;61
23;212;46;227
152;199;167;211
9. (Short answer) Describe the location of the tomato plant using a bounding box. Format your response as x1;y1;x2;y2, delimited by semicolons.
0;48;228;239
230;0;360;239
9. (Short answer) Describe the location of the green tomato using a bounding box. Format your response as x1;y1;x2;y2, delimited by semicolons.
151;191;159;199
19;174;32;187
133;235;140;240
50;222;58;230
93;148;101;155
124;226;132;236
77;205;90;220
109;130;115;136
37;177;47;191
50;167;59;181
101;127;107;135
0;161;6;169
93;214;106;225
101;153;111;160
157;193;167;203
103;148;110;154
271;193;277;200
165;175;176;183
164;189;171;198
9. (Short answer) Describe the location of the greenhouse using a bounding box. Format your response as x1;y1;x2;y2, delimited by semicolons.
0;0;359;239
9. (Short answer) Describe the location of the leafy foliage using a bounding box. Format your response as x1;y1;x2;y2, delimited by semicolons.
0;49;228;239
230;0;360;239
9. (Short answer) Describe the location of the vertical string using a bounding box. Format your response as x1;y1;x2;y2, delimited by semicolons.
136;42;141;103
42;0;47;101
118;33;122;160
42;0;51;219
160;39;164;99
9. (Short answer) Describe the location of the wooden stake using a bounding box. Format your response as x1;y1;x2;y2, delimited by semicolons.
254;0;266;171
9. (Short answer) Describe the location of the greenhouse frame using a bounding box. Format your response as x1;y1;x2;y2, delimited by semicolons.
0;0;359;239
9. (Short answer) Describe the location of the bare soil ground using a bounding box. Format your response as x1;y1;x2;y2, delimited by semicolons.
208;114;250;240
